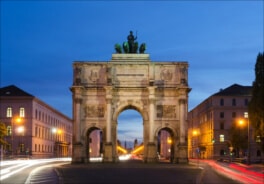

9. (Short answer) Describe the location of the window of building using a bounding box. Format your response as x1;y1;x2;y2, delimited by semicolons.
232;98;236;106
220;99;224;106
256;136;261;143
35;110;38;119
220;149;225;156
19;107;25;117
6;107;12;117
220;112;224;118
20;143;25;152
232;112;236;118
35;126;38;137
244;99;249;106
257;150;261;157
220;122;224;130
220;134;225;142
7;126;12;136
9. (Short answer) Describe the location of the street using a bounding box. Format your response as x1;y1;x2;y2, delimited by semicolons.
56;160;239;184
1;158;263;184
0;158;70;184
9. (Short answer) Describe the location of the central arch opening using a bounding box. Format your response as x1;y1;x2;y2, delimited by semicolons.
117;109;143;161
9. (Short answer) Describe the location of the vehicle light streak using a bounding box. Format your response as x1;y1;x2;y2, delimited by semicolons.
0;158;71;181
201;160;263;184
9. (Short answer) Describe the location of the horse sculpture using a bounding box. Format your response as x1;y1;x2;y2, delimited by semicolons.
114;31;146;54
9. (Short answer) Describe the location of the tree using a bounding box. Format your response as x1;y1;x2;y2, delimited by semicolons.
229;121;247;157
248;52;264;151
0;122;7;145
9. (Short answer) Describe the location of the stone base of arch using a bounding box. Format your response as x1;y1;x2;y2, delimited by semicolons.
72;143;84;164
174;144;188;164
103;143;116;162
146;142;158;163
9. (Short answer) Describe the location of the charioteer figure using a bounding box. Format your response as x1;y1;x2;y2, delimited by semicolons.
127;31;138;53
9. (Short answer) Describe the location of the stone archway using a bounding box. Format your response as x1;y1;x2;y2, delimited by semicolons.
85;127;103;163
157;127;175;163
71;53;190;163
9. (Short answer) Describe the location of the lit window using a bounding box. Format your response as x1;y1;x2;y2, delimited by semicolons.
7;126;12;136
19;107;25;117
220;134;225;142
256;136;261;143
6;107;12;117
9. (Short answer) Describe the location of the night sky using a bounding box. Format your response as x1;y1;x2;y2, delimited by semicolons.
1;1;263;143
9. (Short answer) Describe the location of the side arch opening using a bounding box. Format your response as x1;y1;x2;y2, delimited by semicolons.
86;127;103;162
157;127;175;163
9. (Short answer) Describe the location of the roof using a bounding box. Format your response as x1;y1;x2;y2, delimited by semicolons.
0;85;34;97
213;84;252;96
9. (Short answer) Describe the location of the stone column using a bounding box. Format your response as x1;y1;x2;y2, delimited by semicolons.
71;86;83;163
148;86;156;142
104;86;114;162
146;86;157;162
104;86;113;143
74;97;82;143
175;98;188;163
179;99;186;144
106;98;112;143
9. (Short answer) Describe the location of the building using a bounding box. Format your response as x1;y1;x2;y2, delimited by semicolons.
188;84;263;163
0;85;73;159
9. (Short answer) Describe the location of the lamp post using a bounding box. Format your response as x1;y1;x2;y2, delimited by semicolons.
238;112;250;164
52;128;62;157
167;136;172;162
192;129;199;167
244;112;250;165
11;117;23;157
17;125;25;154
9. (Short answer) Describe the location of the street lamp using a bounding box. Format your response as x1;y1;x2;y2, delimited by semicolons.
52;128;62;157
192;129;200;167
238;112;250;164
11;117;23;157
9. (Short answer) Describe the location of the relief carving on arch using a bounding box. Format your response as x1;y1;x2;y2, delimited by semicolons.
74;66;82;85
89;69;99;82
160;68;173;81
84;105;105;118
157;105;176;118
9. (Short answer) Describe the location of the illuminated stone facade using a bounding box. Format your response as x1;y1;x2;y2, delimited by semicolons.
188;84;263;162
0;85;72;159
71;54;190;163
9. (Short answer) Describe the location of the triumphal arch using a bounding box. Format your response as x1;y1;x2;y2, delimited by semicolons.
71;34;190;163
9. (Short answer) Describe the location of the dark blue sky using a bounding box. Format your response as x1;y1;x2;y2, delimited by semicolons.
1;1;263;142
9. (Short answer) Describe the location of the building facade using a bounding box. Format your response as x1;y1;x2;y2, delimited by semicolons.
0;85;73;159
188;84;263;163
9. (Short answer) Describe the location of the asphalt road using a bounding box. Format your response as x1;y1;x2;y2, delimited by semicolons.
56;160;240;184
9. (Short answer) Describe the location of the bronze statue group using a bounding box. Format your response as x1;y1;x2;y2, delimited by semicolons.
115;31;146;54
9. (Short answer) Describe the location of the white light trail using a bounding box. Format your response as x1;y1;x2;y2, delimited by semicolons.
0;157;71;181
